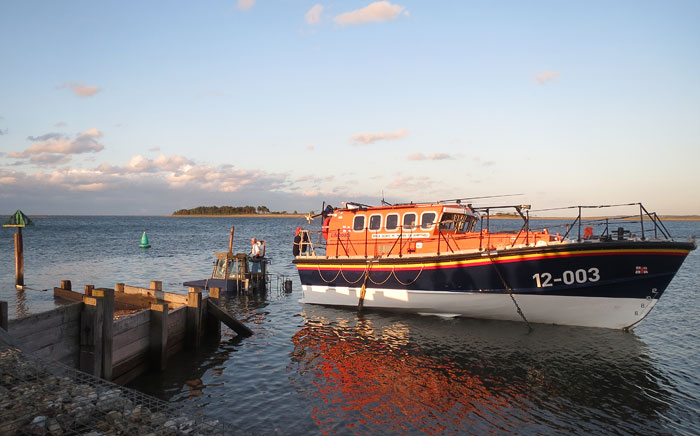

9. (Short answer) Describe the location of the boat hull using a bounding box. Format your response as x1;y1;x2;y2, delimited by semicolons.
294;241;695;329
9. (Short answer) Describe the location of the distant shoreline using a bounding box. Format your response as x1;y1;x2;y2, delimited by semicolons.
169;214;305;218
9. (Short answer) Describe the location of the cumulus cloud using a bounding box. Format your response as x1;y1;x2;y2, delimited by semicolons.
533;71;559;85
9;128;105;165
334;1;407;26
60;81;101;97
351;128;408;145
54;121;67;127
149;146;161;152
306;4;324;25
407;153;454;161
306;145;315;151
236;0;255;11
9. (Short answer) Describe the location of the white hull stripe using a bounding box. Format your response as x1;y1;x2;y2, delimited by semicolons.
300;285;658;330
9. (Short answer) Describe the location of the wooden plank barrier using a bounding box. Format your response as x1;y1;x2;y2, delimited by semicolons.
166;306;187;359
80;295;104;377
3;279;253;385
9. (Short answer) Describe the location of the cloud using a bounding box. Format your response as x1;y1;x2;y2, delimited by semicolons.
533;71;559;85
351;128;408;145
27;132;64;142
334;1;407;26
60;81;101;97
407;153;454;161
54;121;67;127
236;0;255;11
306;4;324;25
473;156;495;167
149;146;161;152
9;128;105;165
0;129;7;135
306;145;314;151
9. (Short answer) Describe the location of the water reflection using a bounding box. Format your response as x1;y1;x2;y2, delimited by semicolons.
289;306;677;435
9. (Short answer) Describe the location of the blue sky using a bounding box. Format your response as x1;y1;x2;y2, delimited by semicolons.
1;1;699;215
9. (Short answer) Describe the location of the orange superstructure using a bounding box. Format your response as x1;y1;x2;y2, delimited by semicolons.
319;202;560;259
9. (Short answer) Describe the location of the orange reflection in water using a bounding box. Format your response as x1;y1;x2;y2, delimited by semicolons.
290;317;520;435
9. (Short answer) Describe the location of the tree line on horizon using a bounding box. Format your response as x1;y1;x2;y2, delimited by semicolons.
172;205;298;215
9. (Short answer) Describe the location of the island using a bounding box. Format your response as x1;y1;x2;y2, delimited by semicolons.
172;205;302;217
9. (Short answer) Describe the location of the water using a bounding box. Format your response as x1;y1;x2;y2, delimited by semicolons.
1;217;699;435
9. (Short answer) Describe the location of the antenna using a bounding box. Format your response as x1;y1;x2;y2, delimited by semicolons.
437;194;523;203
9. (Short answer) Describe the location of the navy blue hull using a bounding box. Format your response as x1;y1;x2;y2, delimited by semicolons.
295;241;694;300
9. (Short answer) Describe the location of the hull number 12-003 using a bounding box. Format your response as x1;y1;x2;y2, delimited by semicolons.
532;268;600;287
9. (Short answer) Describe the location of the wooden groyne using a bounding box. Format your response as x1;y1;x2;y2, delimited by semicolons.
0;280;251;385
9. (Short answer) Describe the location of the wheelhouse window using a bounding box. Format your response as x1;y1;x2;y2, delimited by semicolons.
386;214;399;231
369;214;382;231
420;212;437;229
403;213;417;230
353;215;365;231
440;213;465;231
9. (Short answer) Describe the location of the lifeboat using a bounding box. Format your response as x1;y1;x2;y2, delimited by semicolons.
292;200;696;329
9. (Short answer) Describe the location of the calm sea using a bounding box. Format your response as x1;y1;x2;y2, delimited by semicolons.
1;216;698;435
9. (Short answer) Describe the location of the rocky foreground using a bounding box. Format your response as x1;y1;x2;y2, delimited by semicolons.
0;344;230;436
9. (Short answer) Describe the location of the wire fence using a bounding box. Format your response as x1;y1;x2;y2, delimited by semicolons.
0;339;260;436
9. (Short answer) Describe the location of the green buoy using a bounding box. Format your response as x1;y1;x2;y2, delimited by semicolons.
139;231;151;248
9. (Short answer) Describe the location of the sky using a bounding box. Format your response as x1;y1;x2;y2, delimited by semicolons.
1;0;699;216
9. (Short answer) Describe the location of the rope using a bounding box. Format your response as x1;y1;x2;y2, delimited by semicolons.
316;264;341;283
392;264;425;286
339;266;367;285
357;263;371;312
486;251;533;332
367;268;393;286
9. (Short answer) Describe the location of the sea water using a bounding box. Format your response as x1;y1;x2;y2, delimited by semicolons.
1;216;698;435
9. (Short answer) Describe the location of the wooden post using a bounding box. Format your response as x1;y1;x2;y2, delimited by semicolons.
80;295;104;377
115;283;124;293
94;288;114;380
60;280;72;291
150;281;162;291
228;226;235;254
206;299;252;337
186;287;202;349
84;285;94;296
0;301;7;331
149;303;169;371
14;228;23;288
204;300;221;339
209;287;221;299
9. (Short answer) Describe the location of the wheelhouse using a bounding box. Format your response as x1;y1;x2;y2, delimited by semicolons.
310;202;558;258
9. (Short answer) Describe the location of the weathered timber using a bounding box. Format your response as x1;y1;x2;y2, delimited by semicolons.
0;301;7;331
80;295;104;377
15;229;24;287
150;303;168;371
119;283;188;306
113;309;150;336
204;297;221;339
150;280;163;291
186;287;203;348
206;298;253;337
112;352;149;385
85;284;94;296
94;288;114;380
9;303;82;341
166;306;186;358
54;287;83;302
60;279;71;290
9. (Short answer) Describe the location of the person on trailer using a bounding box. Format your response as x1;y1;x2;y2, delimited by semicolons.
250;238;265;258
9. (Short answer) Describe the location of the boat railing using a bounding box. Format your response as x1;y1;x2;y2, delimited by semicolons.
528;202;674;242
